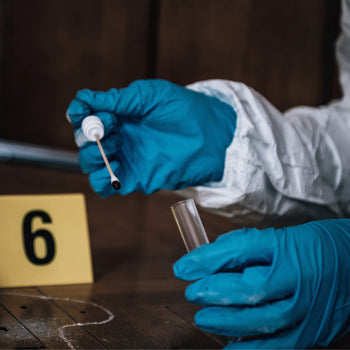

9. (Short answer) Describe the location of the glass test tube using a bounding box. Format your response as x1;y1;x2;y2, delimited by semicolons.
171;198;209;252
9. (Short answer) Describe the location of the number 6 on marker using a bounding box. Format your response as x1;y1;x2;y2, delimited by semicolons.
0;194;92;288
22;210;56;265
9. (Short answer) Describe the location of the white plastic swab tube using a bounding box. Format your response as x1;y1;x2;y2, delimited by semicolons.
82;115;121;190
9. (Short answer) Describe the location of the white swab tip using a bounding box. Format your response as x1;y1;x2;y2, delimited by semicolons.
82;115;104;141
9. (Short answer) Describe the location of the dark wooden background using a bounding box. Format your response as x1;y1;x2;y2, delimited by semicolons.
0;0;341;150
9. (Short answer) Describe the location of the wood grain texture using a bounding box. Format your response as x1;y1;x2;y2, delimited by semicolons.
0;0;341;149
0;301;45;349
0;289;104;349
157;0;331;110
1;0;151;149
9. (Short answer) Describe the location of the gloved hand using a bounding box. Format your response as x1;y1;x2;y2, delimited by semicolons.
66;79;236;196
174;219;350;349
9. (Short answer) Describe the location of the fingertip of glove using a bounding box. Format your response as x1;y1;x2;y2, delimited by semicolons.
173;258;204;282
66;99;91;127
184;282;198;302
89;171;113;198
174;244;219;281
194;308;213;331
173;259;187;280
173;255;195;281
76;88;93;101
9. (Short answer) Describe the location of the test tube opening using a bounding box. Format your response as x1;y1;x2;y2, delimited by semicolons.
171;198;209;252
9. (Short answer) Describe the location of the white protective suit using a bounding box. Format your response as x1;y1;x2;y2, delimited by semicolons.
179;0;350;226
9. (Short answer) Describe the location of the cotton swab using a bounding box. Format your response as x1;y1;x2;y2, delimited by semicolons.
81;115;121;190
94;134;121;190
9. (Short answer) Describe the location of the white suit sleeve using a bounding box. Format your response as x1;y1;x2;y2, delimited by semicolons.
178;0;350;224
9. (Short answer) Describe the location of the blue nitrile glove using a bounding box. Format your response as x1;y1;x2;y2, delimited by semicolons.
174;219;350;349
66;79;236;196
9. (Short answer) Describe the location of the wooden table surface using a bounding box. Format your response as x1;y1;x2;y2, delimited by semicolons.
1;162;349;349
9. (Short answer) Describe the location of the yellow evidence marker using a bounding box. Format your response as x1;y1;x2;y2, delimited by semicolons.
0;193;93;288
